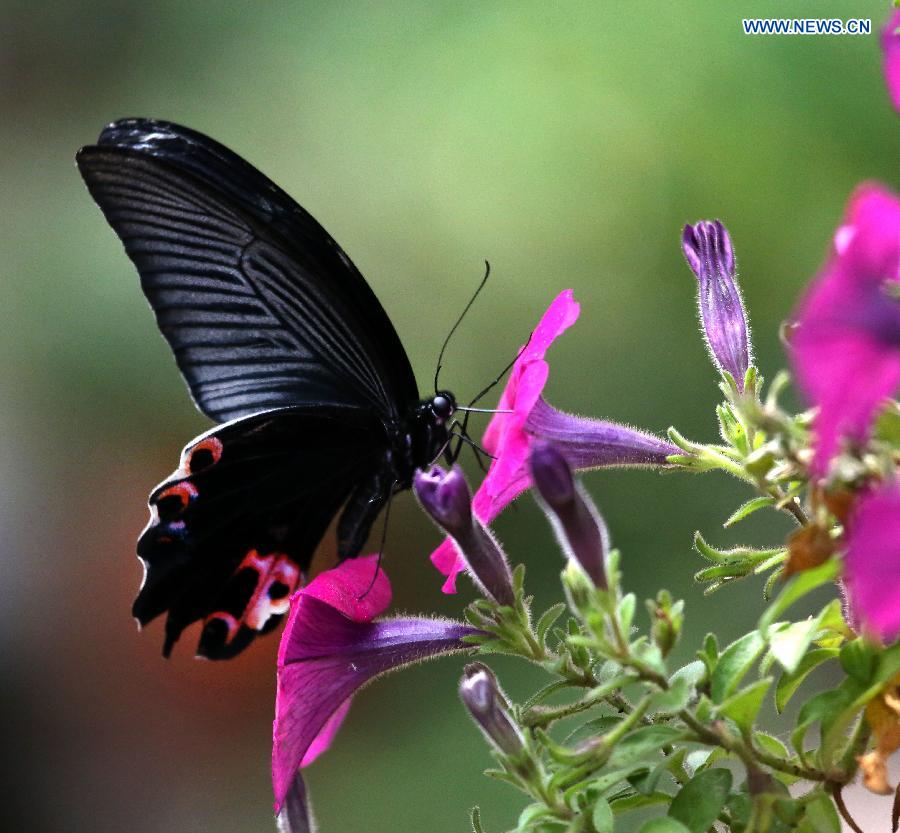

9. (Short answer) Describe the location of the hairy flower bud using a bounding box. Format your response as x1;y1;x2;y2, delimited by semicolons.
459;663;525;757
414;466;514;606
529;441;609;588
682;220;752;389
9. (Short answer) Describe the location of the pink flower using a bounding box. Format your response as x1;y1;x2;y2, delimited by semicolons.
791;184;900;477
882;8;900;112
844;483;900;642
272;556;478;813
431;290;679;592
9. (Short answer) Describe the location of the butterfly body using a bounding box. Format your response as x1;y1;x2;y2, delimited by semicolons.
77;118;459;659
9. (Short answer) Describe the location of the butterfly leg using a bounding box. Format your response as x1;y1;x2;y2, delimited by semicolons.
337;468;394;560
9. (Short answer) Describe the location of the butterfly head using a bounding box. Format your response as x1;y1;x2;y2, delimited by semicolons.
430;391;456;424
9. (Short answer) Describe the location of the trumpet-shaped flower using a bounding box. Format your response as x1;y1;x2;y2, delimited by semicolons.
272;556;478;811
791;184;900;476
430;290;678;592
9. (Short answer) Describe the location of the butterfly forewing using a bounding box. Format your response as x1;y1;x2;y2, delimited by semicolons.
77;145;416;423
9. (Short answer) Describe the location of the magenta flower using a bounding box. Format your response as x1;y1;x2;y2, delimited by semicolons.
791;184;900;477
430;290;679;592
681;220;752;388
844;483;900;642
882;8;900;112
272;555;478;812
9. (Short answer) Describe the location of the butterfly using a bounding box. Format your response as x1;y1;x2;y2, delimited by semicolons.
76;118;485;660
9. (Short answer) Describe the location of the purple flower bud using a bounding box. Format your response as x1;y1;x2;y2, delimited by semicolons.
276;773;316;833
459;662;525;757
528;441;609;588
682;220;752;389
414;466;514;606
412;464;472;535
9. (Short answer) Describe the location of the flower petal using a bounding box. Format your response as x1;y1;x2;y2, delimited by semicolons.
273;593;477;809
845;484;900;642
882;9;900;112
430;291;579;591
791;184;900;476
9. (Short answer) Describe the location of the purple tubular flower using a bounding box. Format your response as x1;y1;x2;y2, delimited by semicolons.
844;483;900;642
529;441;609;588
791;184;900;476
525;398;680;471
429;290;678;594
460;663;525;757
682;220;752;388
415;465;515;606
272;557;478;812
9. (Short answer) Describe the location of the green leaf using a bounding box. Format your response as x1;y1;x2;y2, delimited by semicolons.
518;804;555;829
840;638;878;683
717;677;772;730
724;496;776;527
758;559;841;636
670;659;706;690
697;633;719;676
711;631;765;703
754;731;789;758
796;792;841;833
591;798;614;833
588;767;646;797
791;678;865;759
769;615;826;674
648;675;691;714
637;819;692;833
619;593;637;636
668;768;732;832
775;648;838;712
609;726;687;767
471;806;486;833
536;603;566;645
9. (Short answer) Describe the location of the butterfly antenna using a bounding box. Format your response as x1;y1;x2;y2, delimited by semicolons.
467;327;535;408
434;260;491;393
357;484;396;601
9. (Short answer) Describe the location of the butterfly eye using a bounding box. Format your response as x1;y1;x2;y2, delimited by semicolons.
431;392;455;421
183;436;223;473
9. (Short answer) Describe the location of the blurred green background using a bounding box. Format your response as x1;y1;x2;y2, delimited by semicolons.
2;1;897;831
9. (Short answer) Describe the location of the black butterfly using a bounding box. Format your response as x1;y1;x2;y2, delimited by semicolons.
77;118;482;660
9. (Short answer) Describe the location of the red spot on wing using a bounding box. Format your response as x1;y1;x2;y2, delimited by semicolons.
202;550;303;647
180;436;224;474
156;481;198;510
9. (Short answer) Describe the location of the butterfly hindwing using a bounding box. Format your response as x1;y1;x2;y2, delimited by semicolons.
135;406;389;659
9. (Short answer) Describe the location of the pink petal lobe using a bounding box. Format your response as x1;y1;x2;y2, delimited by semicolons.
791;183;900;476
300;555;391;622
430;290;579;592
845;484;900;641
272;598;476;810
299;699;352;767
882;9;900;112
